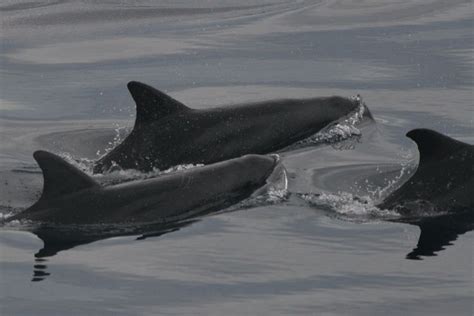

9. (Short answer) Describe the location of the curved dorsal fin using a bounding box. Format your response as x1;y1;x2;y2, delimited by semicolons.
406;129;467;164
127;81;190;127
33;151;99;201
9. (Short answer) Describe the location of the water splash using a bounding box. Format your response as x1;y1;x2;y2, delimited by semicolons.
57;150;204;186
96;124;130;158
367;162;414;201
58;152;96;173
0;206;16;221
388;199;451;218
96;163;205;186
252;158;289;204
298;149;417;222
282;95;370;152
0;206;37;228
300;191;400;221
220;157;289;213
348;149;417;203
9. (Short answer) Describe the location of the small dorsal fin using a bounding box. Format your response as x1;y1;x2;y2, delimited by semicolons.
127;81;190;127
406;129;467;164
33;151;99;201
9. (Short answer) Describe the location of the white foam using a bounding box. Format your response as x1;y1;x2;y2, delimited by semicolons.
300;191;400;221
0;211;15;221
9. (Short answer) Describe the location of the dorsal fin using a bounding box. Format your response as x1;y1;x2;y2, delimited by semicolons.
406;129;468;164
127;81;190;127
33;151;99;201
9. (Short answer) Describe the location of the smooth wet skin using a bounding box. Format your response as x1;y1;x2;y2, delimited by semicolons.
8;151;283;224
93;81;360;173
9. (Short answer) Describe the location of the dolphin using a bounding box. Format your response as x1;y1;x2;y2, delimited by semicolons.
93;81;366;173
7;150;286;225
5;151;286;282
379;128;473;214
378;129;473;259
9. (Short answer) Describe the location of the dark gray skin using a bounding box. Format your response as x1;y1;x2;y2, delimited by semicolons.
378;129;473;259
93;81;362;173
379;128;473;214
8;151;283;225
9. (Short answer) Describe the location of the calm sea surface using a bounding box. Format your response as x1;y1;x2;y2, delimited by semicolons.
1;1;473;315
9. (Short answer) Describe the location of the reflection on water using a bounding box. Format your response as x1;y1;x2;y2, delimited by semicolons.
29;219;197;281
32;258;50;282
20;195;474;284
302;191;474;260
401;212;474;260
1;0;473;315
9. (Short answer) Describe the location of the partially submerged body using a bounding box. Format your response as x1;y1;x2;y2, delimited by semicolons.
8;151;286;225
93;81;363;173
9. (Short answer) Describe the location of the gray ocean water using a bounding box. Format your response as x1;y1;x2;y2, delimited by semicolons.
1;1;473;315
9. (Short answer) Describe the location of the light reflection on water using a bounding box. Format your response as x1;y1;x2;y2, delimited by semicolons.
1;1;473;315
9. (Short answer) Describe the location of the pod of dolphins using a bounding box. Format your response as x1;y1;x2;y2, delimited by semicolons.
4;81;473;266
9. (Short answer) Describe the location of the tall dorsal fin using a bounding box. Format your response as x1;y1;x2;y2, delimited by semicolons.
406;129;468;164
33;151;99;201
127;81;190;127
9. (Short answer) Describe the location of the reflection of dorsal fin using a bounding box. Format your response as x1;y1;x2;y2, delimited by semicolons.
406;129;468;164
127;81;190;127
406;214;473;260
33;151;99;201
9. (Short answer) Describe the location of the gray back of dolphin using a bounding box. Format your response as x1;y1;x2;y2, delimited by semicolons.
93;81;362;173
379;128;473;215
9;151;282;224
